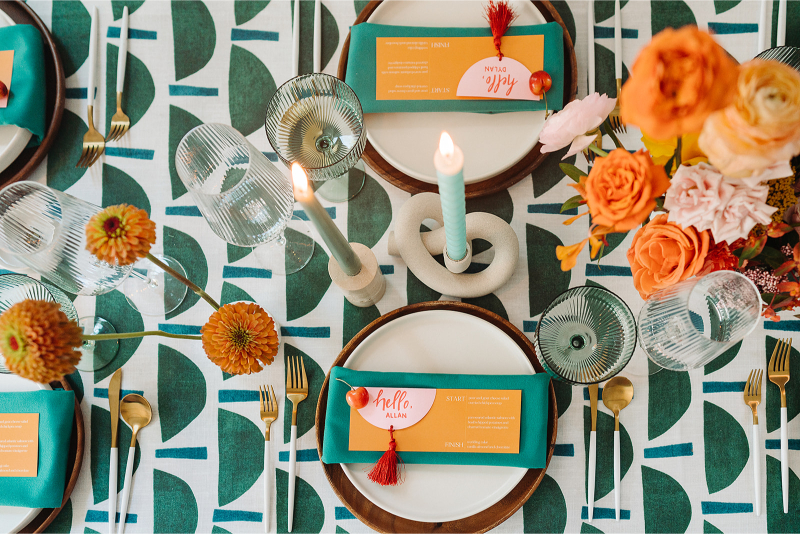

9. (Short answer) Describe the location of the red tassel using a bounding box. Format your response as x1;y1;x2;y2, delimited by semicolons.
484;0;518;60
367;425;404;486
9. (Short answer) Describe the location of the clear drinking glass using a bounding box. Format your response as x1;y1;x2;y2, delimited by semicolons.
639;271;761;371
0;274;118;373
534;286;638;384
175;123;315;276
265;73;367;203
0;182;188;318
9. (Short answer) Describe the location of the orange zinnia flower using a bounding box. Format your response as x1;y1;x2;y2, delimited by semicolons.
0;300;83;383
86;204;156;266
201;302;279;375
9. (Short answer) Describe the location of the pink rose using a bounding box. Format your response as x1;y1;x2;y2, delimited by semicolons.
539;93;617;159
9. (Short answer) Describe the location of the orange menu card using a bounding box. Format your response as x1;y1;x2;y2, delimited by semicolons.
349;388;521;453
375;35;544;101
0;413;39;477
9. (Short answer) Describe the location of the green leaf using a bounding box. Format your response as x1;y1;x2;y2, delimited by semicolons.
229;45;277;137
602;121;624;150
756;246;787;269
154;470;198;533
158;345;207;442
172;1;216;81
704;401;749;493
561;195;584;213
559;163;587;183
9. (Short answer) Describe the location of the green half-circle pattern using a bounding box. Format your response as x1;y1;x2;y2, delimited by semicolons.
158;344;207;442
595;0;629;23
354;1;370;17
286;236;330;321
91;405;140;504
467;190;514;255
771;0;800;47
235;0;270;25
168;106;204;200
276;468;325;533
714;0;741;14
407;267;442;305
102;164;151;215
648;367;690;440
105;44;155;135
292;0;340;74
595;44;629;103
343;300;381;347
112;1;146;19
154;470;198;533
348;174;392;249
218;408;263;506
43;498;71;533
551;1;576;47
221;281;256;306
581;523;604;534
227;243;254;263
522;474;567;533
642;466;692;533
463;293;508;320
704;400;748;494
229;45;277;137
705;340;741;375
172;1;216;81
766;336;800;432
584;406;633;500
553;381;571;418
94;290;145;382
164;226;209;319
704;520;724;534
283;344;324;443
532;147;576;198
651;1;697;35
47;109;87;191
526;224;571;317
211;527;232;534
767;456;800;531
52;1;90;78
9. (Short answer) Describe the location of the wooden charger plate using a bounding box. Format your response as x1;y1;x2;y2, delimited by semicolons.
337;0;578;199
315;301;558;533
20;377;85;534
0;0;66;187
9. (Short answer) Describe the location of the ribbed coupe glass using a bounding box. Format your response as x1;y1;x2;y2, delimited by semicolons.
0;274;118;373
265;73;367;202
534;286;637;384
638;271;761;371
175;123;314;276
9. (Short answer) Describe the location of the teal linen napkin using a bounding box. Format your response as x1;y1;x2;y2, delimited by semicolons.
0;390;74;508
321;367;550;468
0;25;46;146
345;22;564;114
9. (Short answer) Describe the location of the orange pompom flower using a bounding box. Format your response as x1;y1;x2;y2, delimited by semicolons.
201;302;279;375
620;26;739;140
86;204;156;266
0;300;83;383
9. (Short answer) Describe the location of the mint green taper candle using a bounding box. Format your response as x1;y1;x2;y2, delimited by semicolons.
434;132;468;261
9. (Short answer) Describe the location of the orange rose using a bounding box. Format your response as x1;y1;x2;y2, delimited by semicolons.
620;26;739;140
574;148;670;232
627;214;710;299
699;59;800;178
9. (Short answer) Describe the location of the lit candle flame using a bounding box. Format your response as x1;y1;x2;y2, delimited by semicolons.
439;131;454;158
291;163;309;195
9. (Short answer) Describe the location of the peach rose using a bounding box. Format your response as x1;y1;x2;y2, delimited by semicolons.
620;26;739;140
699;59;800;178
627;214;710;299
574;148;671;232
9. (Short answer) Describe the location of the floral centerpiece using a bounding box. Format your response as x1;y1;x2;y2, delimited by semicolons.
547;26;800;321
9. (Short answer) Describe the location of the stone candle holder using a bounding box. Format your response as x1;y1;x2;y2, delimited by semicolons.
387;193;518;298
329;243;386;308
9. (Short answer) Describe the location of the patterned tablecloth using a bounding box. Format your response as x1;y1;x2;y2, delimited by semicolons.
15;1;800;533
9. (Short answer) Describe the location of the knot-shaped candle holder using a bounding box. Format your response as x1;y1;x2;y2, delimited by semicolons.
388;193;518;298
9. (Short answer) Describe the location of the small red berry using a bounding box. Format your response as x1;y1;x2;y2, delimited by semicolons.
0;81;7;99
529;71;552;96
346;387;369;409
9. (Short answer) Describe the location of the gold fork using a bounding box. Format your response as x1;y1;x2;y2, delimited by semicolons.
608;0;626;134
286;355;308;532
769;338;792;514
77;6;104;169
744;369;763;516
608;79;626;134
106;6;131;142
259;385;278;533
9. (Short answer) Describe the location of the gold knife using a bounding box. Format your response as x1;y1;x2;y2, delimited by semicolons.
108;369;122;534
588;384;598;522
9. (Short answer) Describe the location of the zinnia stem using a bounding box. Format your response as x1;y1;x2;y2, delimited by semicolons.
146;253;221;310
674;135;683;170
82;330;202;341
588;144;609;157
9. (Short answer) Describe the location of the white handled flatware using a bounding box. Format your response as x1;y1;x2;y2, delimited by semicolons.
313;0;322;72
603;377;633;522
588;1;595;94
108;370;122;534
744;369;763;516
587;384;598;521
117;395;152;534
777;0;787;46
768;338;791;514
292;0;300;77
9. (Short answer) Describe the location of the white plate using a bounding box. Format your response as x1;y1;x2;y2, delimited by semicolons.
341;309;536;523
0;8;33;176
363;0;547;185
0;372;50;534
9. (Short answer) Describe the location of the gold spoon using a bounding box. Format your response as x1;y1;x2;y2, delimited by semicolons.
117;394;152;534
602;376;633;522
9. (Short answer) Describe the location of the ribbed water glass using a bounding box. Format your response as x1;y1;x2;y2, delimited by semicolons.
534;286;637;384
265;73;367;202
175;123;314;275
639;271;761;371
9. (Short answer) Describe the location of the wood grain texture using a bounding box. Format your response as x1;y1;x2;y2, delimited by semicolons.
0;0;66;187
315;301;558;533
337;0;578;199
20;377;85;534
